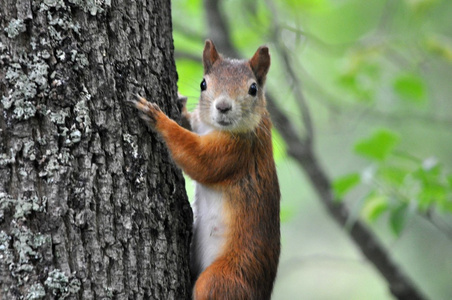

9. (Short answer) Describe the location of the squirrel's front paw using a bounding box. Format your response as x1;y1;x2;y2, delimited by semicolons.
177;92;188;113
131;94;162;125
177;92;192;130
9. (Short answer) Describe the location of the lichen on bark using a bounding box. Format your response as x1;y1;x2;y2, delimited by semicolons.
1;0;192;299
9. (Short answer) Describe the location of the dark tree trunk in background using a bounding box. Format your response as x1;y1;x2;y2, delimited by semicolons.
0;0;192;299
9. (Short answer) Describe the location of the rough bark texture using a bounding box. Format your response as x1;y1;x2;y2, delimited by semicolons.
0;1;192;299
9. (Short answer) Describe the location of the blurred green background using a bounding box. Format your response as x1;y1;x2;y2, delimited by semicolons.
171;0;452;299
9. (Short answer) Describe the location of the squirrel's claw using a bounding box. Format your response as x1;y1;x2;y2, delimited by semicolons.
129;94;148;111
129;94;161;125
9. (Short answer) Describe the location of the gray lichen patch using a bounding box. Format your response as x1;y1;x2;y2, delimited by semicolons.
11;224;50;265
70;50;89;70
39;0;68;11
13;195;47;219
49;110;69;125
44;269;81;299
4;18;26;38
40;0;111;16
0;151;16;167
2;55;49;120
38;148;73;179
47;11;80;35
0;231;14;280
23;140;37;161
26;283;46;300
13;100;38;120
74;89;93;134
123;133;138;159
2;0;92;122
69;0;111;16
0;191;46;221
0;192;47;221
46;102;89;147
69;128;82;144
0;223;51;287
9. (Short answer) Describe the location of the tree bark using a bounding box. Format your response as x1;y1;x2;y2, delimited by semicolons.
0;1;192;299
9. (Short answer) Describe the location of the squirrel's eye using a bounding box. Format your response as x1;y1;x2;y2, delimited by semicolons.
248;83;258;96
200;79;207;91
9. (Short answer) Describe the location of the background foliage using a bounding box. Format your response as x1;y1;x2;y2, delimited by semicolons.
172;0;452;299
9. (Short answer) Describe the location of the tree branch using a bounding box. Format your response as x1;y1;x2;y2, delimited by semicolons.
279;254;366;279
200;0;429;299
271;40;314;145
203;0;240;58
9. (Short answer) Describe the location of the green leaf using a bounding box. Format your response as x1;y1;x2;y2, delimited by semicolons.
393;73;426;104
389;203;408;236
417;184;446;211
286;0;330;12
354;129;400;161
333;173;360;200
363;193;388;222
414;159;442;188
337;73;374;102
379;166;407;186
447;175;452;188
338;73;357;90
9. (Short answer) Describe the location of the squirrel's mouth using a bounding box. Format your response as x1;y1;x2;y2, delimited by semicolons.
214;114;235;127
217;120;232;126
217;120;232;127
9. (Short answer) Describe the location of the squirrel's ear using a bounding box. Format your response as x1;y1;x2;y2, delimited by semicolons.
249;46;270;86
203;39;220;74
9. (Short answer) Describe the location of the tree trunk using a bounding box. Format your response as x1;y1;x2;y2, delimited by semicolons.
0;1;192;299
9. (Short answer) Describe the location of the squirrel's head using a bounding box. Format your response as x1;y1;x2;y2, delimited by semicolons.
198;39;270;133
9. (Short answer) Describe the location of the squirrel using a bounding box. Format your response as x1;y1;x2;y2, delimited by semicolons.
132;40;280;300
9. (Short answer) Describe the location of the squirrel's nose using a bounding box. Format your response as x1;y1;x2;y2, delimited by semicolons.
215;101;232;113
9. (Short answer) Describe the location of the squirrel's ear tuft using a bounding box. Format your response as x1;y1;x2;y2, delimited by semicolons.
249;46;270;86
203;39;220;74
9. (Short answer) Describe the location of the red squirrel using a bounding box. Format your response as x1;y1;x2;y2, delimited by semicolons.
132;40;280;300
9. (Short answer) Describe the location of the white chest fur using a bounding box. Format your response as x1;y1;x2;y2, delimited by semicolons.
190;183;227;276
189;112;227;276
